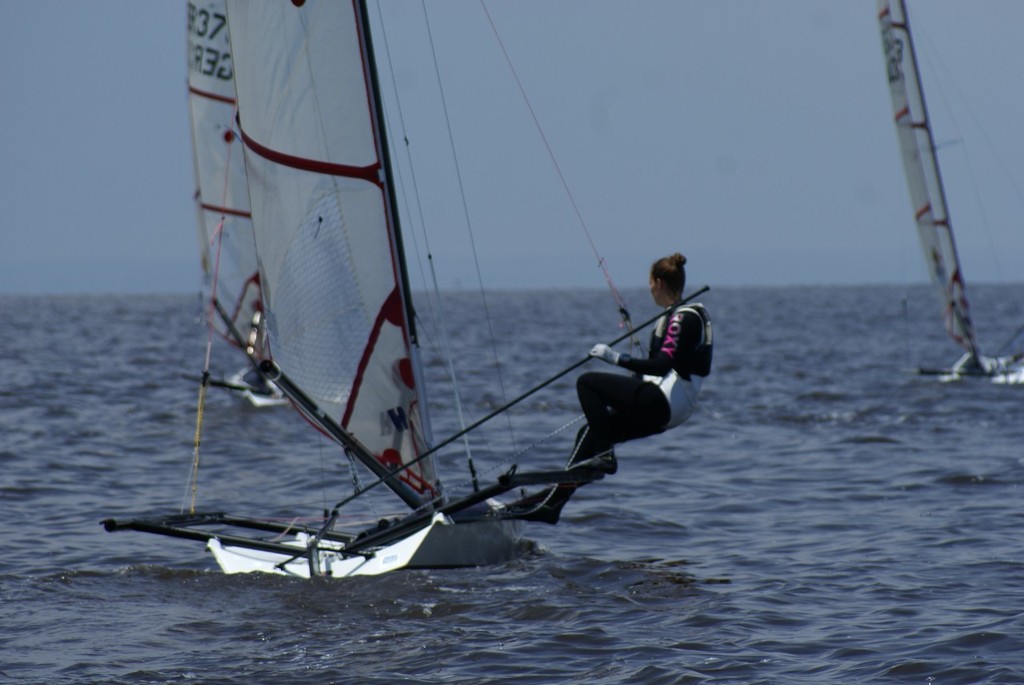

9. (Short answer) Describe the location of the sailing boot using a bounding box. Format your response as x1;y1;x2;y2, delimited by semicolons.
572;448;617;475
499;425;619;524
565;425;617;475
501;484;577;524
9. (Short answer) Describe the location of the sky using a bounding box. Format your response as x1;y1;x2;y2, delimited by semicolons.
1;0;1022;295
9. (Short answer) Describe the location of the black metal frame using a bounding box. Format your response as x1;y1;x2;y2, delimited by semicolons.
101;465;604;570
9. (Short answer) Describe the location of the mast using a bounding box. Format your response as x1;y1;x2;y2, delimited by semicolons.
357;0;419;349
878;0;981;360
355;0;436;451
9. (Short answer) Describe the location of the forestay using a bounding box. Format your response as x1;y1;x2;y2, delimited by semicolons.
877;0;980;358
187;0;263;349
225;1;438;506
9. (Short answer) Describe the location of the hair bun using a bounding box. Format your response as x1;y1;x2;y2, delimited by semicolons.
673;253;687;267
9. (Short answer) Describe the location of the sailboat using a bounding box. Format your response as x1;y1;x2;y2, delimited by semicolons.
104;0;613;577
877;0;1024;383
186;0;285;407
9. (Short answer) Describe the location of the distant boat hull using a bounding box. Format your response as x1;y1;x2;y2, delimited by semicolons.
921;352;1024;384
992;369;1024;385
225;367;288;408
208;512;522;578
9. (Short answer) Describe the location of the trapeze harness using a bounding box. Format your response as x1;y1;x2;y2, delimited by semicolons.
620;302;713;428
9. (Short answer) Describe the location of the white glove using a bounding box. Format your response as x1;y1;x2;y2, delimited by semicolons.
589;343;620;365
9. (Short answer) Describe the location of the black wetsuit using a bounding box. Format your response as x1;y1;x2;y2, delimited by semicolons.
573;303;711;463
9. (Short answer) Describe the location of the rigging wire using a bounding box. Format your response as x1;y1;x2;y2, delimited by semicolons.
511;414;584;463
183;114;237;515
995;320;1024;358
369;2;644;486
373;1;481;489
318;434;329;518
908;5;1024;360
417;0;520;456
476;0;641;356
401;413;585;505
911;5;1024;286
185;226;222;514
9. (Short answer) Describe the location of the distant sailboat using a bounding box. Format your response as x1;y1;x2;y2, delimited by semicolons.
105;0;611;577
877;0;1024;383
186;0;284;407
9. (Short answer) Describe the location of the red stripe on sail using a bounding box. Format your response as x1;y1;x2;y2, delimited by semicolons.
189;85;236;106
201;202;251;219
342;287;406;429
341;288;433;493
915;203;931;221
237;119;382;187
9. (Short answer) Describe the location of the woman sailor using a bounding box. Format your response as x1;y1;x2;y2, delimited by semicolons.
570;252;712;472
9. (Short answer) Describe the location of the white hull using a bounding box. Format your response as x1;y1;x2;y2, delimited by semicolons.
226;367;288;408
992;367;1024;385
936;353;1024;384
207;513;522;578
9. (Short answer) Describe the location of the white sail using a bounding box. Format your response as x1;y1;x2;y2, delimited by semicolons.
877;0;980;358
224;0;438;504
187;0;265;354
102;1;611;576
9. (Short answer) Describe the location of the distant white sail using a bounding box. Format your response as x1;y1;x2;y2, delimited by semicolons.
225;1;438;504
187;0;264;354
877;0;979;357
